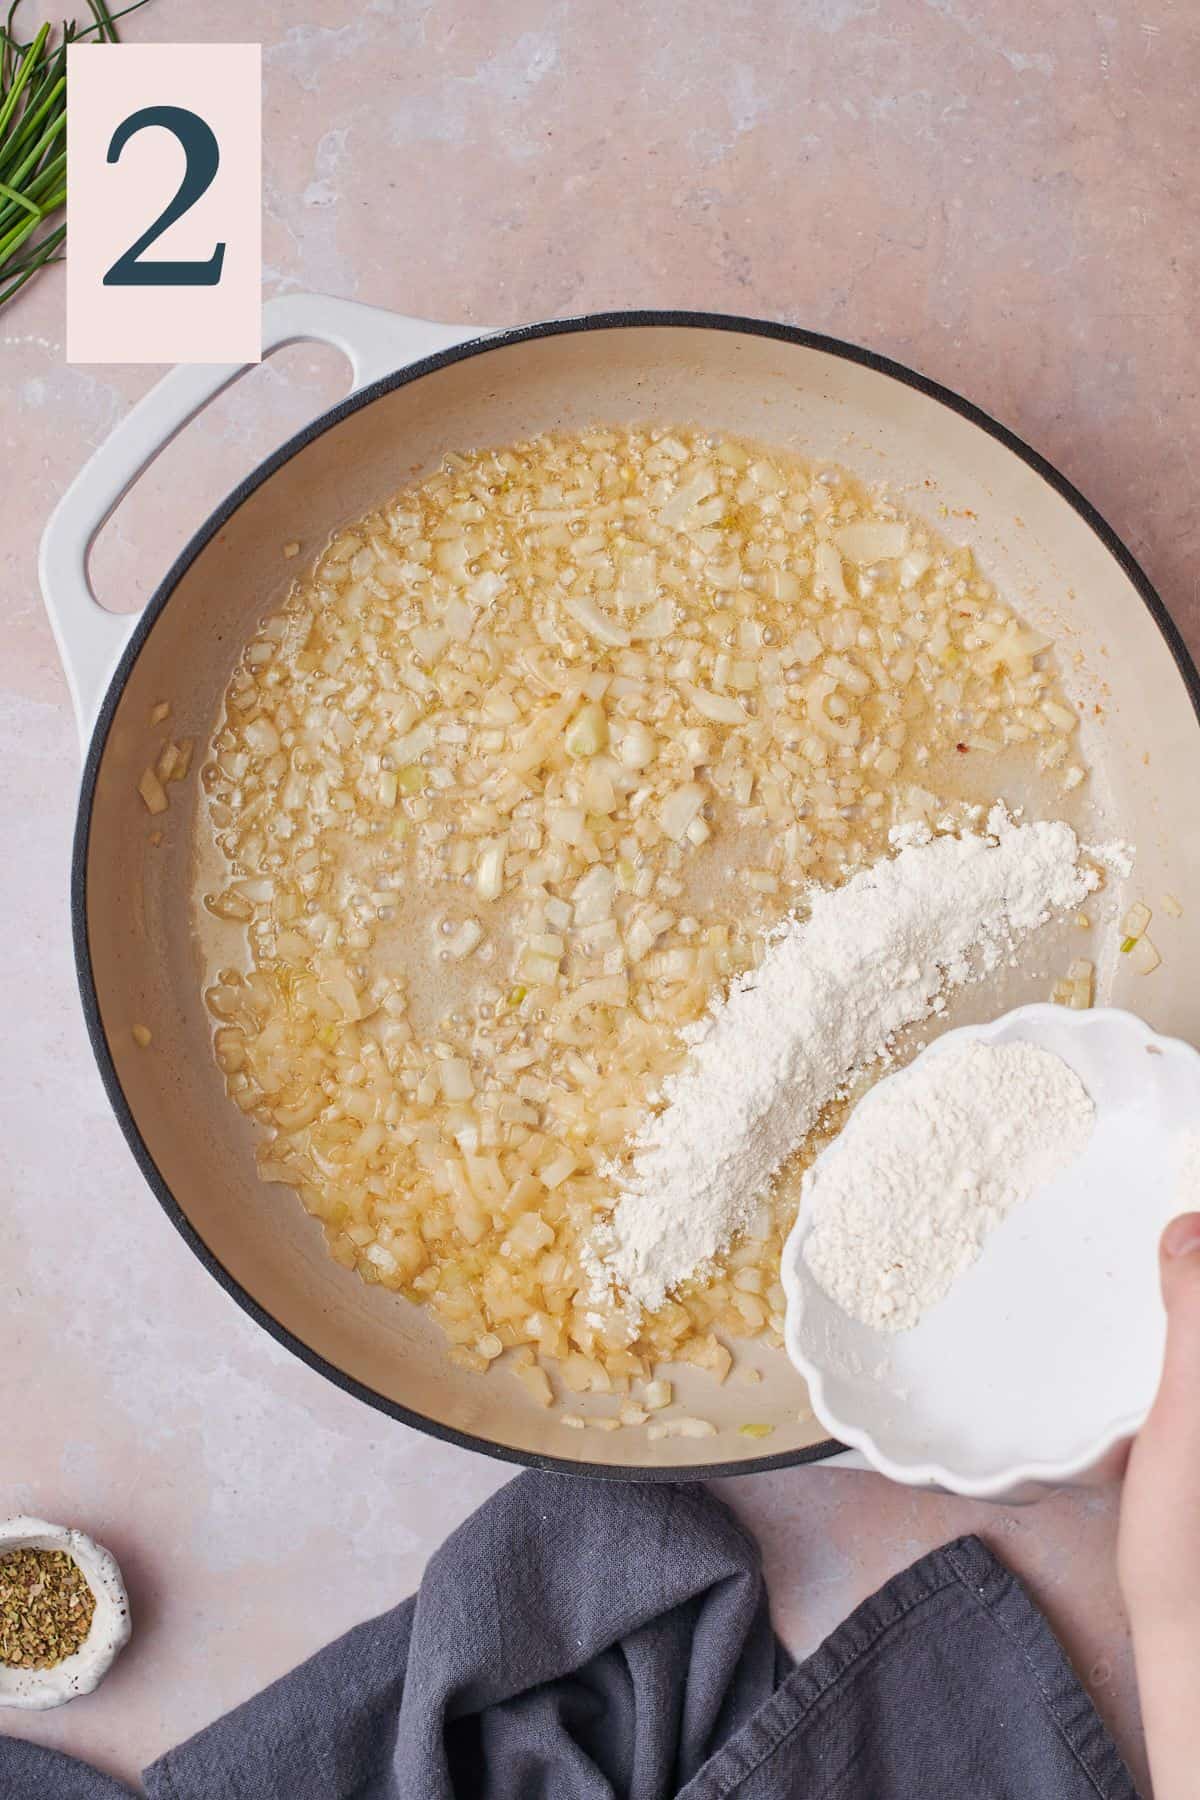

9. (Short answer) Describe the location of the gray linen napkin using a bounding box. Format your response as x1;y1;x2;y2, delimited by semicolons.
1;1471;1139;1798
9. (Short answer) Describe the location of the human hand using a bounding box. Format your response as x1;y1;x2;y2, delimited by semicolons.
1118;1213;1200;1799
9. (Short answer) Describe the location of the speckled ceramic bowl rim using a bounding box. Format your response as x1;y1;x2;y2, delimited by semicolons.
70;310;1200;1482
781;1005;1200;1498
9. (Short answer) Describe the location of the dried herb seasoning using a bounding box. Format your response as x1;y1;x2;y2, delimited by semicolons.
0;1546;96;1668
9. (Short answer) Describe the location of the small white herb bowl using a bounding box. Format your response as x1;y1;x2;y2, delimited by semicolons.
0;1516;131;1710
781;1006;1200;1502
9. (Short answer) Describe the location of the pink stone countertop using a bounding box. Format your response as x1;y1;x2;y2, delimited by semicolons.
6;0;1200;1788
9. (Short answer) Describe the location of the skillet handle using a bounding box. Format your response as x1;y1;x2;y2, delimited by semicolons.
39;292;490;751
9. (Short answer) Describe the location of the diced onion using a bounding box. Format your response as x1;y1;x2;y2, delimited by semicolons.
1126;934;1161;976
814;540;848;602
899;549;932;589
617;721;656;768
572;864;615;926
835;520;909;564
444;919;484;959
656;465;717;529
647;1416;717;1440
686;684;747;726
630;598;675;640
1120;901;1152;940
658;782;706;841
564;595;629;648
138;768;168;815
476;839;506;902
439;1058;475;1100
565;702;608;757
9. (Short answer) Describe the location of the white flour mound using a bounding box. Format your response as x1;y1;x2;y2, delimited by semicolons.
802;1039;1094;1332
588;805;1104;1313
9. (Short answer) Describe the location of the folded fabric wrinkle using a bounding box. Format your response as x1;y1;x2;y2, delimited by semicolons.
1;1473;1138;1800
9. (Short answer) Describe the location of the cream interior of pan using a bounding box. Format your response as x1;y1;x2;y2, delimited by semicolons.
84;323;1200;1472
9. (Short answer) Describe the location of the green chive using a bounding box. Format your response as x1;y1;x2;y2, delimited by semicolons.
0;175;36;214
0;0;154;311
0;23;48;146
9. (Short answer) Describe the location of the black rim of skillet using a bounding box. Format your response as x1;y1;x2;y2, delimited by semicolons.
73;308;1200;1482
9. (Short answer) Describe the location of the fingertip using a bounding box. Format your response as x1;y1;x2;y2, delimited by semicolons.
1162;1212;1200;1263
1157;1214;1200;1362
1135;1217;1200;1478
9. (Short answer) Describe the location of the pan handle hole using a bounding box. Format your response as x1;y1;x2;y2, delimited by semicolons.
87;341;355;618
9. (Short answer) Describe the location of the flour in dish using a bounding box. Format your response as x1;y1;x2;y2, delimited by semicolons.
801;1038;1094;1331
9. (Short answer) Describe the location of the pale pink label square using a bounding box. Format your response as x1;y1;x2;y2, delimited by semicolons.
67;43;261;364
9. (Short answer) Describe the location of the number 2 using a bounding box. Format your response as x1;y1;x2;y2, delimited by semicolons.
103;105;225;288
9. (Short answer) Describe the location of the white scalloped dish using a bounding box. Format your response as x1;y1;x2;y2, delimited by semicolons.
781;1005;1200;1500
0;1517;131;1710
